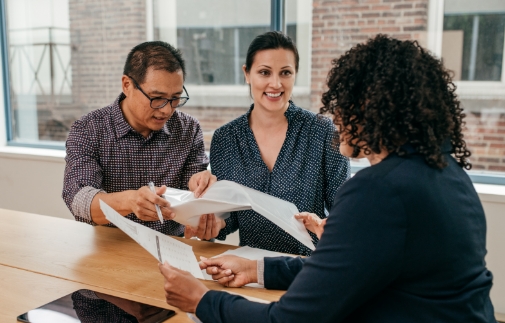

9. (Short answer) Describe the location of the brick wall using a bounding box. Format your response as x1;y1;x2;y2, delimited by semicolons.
310;0;429;111
68;0;146;115
463;100;505;172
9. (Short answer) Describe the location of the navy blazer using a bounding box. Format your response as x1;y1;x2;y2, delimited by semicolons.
196;150;495;323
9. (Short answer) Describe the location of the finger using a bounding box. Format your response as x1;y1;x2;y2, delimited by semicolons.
211;216;220;238
184;226;195;239
217;275;235;286
294;214;308;220
196;214;208;239
160;207;176;221
204;214;214;240
194;175;210;198
159;262;173;277
135;206;159;221
156;185;167;195
201;257;225;268
211;269;233;280
200;175;217;197
207;265;227;275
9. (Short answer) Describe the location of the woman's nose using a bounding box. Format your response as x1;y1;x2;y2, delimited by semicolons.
269;75;281;88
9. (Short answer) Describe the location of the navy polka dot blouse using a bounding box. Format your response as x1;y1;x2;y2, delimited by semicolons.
210;102;350;256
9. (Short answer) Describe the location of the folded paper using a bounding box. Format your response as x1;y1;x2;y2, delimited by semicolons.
164;180;315;251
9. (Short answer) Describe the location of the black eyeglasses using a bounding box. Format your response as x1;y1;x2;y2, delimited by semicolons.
127;75;189;109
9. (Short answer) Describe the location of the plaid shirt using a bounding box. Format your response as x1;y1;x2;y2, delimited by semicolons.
63;93;208;235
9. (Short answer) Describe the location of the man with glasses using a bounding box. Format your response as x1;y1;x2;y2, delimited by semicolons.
63;41;221;240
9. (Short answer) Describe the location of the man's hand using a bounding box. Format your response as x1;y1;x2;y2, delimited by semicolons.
128;185;175;222
199;255;257;287
188;170;217;198
184;214;225;240
159;262;208;313
295;212;327;240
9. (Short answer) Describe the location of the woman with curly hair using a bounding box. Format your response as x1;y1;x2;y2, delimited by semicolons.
158;35;495;323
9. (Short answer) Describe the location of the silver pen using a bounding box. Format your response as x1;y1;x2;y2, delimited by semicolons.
148;181;164;224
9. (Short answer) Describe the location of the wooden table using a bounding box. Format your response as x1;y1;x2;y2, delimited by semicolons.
0;208;284;322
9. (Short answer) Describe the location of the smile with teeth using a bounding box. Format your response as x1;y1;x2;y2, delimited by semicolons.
265;92;282;98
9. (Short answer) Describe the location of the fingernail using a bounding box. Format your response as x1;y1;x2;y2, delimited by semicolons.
225;269;232;275
171;213;176;218
200;256;207;260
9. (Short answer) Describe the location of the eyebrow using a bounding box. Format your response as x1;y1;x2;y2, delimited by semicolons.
149;90;183;97
257;65;294;69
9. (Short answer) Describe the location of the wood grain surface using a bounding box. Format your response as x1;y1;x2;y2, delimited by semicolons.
0;208;284;322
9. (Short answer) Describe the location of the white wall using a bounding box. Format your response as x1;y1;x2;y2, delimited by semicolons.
0;149;71;219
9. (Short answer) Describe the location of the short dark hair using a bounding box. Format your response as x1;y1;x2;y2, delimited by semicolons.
123;41;186;84
244;31;299;73
320;34;471;170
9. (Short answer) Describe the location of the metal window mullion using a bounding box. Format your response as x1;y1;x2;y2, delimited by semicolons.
0;0;12;142
271;0;285;33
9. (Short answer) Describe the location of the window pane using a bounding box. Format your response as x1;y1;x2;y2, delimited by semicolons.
154;0;270;85
443;14;505;81
5;0;71;143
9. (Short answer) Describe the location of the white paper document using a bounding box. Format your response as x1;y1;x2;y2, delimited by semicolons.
100;200;204;279
218;246;291;260
163;180;315;251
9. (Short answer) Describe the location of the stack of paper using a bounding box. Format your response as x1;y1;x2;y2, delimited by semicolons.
163;180;315;251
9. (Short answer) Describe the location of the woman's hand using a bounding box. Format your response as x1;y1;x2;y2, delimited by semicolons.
295;212;327;240
159;262;209;313
199;255;257;287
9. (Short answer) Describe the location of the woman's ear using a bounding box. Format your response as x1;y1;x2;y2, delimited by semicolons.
242;65;250;84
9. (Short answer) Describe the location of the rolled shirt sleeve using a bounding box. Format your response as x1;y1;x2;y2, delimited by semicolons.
63;118;104;225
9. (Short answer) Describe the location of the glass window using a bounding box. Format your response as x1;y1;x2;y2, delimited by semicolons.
442;2;505;81
2;0;311;149
441;0;505;178
5;0;70;144
154;0;270;85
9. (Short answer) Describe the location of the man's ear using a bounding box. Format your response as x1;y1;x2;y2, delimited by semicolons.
122;75;133;96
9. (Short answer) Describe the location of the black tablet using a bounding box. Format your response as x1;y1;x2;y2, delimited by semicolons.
17;289;176;323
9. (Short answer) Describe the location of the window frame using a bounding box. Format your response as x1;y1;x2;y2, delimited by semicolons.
0;0;311;149
428;0;505;99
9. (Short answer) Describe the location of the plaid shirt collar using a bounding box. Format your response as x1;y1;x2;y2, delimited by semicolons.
112;93;172;139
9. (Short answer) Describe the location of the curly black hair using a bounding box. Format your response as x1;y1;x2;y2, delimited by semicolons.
320;34;471;169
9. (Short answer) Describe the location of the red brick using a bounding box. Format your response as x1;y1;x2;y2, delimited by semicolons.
394;4;413;9
484;136;505;141
489;165;505;172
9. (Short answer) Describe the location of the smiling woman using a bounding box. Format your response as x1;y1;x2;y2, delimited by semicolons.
189;31;351;256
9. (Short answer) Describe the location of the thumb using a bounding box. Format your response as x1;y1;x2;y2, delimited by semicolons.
159;261;173;276
156;185;167;195
194;177;209;198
